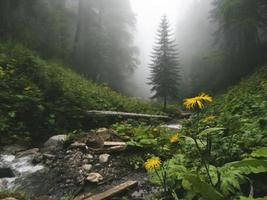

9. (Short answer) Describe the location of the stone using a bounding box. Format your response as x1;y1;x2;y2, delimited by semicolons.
0;179;8;189
38;196;57;200
66;150;72;154
94;163;101;169
32;154;43;164
17;148;39;157
82;159;89;164
84;154;93;160
86;172;103;183
86;137;104;148
2;198;19;200
43;135;67;152
70;142;87;149
2;145;27;154
82;164;92;172
96;128;109;139
99;154;110;163
43;153;56;159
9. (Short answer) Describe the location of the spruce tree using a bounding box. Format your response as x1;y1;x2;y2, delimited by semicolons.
148;15;180;109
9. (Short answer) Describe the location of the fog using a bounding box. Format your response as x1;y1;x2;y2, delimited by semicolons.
130;0;197;98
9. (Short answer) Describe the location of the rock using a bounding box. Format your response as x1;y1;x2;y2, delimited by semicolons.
86;172;103;183
37;196;57;200
82;164;92;172
99;154;110;163
96;128;110;140
17;148;39;157
84;154;93;160
70;142;87;149
66;150;72;154
86;137;104;148
45;159;53;165
94;163;101;169
82;159;89;164
43;153;56;160
2;145;27;154
0;179;8;189
32;154;43;164
43;135;67;152
2;198;19;200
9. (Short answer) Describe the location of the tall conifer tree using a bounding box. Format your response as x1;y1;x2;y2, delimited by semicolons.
148;15;180;109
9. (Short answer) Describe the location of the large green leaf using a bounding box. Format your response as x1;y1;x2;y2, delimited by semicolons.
219;159;267;196
199;128;225;136
223;159;267;174
251;147;267;158
183;174;224;200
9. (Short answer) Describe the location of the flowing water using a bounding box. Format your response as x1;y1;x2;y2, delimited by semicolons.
0;153;45;189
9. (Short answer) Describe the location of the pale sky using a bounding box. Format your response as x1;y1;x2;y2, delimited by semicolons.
129;0;196;98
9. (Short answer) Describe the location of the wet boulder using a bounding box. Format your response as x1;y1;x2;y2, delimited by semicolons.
43;135;67;152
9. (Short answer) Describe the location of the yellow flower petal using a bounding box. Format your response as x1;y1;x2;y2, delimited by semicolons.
144;157;161;171
183;93;213;110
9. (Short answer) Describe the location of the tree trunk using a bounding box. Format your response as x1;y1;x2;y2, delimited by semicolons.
163;95;167;110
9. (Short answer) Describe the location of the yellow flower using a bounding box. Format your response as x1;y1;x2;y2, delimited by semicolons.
170;134;179;143
203;115;215;123
183;93;213;110
144;157;161;170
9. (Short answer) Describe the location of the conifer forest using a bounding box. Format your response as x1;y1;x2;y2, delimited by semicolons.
0;0;267;199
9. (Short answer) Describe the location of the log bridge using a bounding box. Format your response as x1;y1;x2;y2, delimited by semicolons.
86;110;170;120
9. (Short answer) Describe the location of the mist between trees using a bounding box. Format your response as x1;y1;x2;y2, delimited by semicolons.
0;0;266;101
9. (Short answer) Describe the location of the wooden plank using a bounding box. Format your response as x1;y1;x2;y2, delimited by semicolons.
86;110;170;119
104;141;126;146
85;180;138;200
88;145;126;154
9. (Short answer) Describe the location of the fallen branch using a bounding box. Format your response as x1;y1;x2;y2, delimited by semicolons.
86;110;170;119
75;180;138;200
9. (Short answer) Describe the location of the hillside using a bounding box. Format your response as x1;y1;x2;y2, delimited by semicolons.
184;64;267;164
0;43;161;145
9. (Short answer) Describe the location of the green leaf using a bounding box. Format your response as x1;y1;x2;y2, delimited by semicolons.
139;138;157;146
199;128;224;136
240;196;267;200
251;147;267;158
126;140;143;148
183;174;224;200
223;159;267;174
219;159;267;196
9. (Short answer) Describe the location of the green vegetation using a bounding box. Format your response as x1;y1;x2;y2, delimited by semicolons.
0;43;161;145
0;190;36;200
112;65;267;199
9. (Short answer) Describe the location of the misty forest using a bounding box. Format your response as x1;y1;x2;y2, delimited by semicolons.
1;0;267;199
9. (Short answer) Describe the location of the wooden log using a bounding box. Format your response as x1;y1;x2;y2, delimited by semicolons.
103;141;126;146
88;145;126;154
86;110;170;119
82;180;138;200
